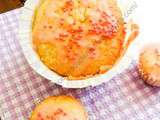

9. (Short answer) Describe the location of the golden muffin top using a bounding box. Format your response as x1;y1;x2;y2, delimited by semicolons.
30;96;88;120
33;0;126;79
139;44;160;86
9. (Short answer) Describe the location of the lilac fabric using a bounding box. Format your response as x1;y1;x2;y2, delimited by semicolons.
0;9;160;120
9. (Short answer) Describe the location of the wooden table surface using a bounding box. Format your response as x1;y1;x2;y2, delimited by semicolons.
0;0;25;13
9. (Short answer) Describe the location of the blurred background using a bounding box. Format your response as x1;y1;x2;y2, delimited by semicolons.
0;0;25;13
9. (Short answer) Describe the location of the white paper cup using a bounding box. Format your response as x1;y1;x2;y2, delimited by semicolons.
19;0;141;88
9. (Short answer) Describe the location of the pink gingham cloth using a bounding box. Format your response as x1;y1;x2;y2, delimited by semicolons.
0;8;160;120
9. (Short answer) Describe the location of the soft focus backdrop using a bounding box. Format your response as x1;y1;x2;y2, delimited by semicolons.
0;0;24;13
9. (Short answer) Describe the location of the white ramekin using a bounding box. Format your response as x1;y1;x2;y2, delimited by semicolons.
18;0;141;88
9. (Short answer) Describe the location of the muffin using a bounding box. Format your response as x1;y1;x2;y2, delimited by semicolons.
32;0;135;79
30;96;88;120
139;43;160;87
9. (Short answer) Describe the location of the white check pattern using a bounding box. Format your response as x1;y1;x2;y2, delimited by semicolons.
0;9;160;120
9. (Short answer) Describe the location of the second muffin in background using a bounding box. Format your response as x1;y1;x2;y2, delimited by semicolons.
138;43;160;87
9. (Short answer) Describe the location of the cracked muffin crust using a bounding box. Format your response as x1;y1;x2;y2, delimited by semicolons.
30;96;88;120
139;44;160;87
32;0;135;79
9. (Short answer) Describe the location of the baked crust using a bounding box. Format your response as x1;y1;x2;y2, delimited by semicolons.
30;96;88;120
32;0;132;79
138;44;160;86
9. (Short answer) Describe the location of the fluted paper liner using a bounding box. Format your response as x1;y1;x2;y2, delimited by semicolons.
138;43;160;87
19;0;141;88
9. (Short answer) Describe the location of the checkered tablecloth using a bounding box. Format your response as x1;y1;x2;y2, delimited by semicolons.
0;8;160;120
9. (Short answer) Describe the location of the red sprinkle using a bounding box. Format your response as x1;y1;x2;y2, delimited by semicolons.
101;11;110;19
74;34;82;41
54;108;63;116
49;108;68;119
88;47;98;58
59;18;65;26
56;32;69;41
89;47;96;52
63;0;74;12
59;33;68;37
49;25;53;29
37;112;45;120
37;112;42;117
88;11;118;39
65;40;79;61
